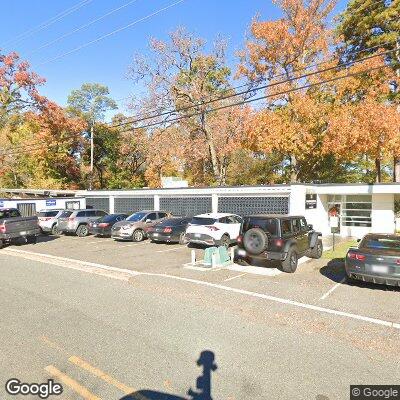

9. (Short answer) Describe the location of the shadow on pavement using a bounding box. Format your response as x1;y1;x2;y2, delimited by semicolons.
121;350;217;400
320;258;400;292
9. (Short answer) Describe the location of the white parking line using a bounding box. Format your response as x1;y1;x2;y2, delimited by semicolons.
224;273;247;282
2;248;400;331
319;277;346;301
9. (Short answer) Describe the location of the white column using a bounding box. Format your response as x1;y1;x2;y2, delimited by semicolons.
109;196;115;214
212;194;218;213
371;193;395;233
154;195;160;211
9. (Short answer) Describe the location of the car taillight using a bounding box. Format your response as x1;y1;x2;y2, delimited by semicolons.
0;224;6;233
98;223;109;228
275;239;284;247
237;235;243;244
163;227;172;233
206;225;219;231
347;252;366;261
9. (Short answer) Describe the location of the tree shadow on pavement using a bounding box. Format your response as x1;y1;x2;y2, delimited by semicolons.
121;350;217;400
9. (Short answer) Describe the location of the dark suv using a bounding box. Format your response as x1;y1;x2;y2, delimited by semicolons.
234;215;323;273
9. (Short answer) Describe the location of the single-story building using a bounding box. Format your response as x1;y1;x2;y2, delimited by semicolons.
74;183;400;239
1;184;399;238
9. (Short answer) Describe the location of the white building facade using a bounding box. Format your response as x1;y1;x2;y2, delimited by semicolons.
74;183;400;239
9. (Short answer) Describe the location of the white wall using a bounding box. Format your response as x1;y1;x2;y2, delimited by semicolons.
0;198;85;212
371;193;395;234
289;185;306;215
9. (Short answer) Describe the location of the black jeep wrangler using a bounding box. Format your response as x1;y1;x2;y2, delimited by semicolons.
234;215;323;273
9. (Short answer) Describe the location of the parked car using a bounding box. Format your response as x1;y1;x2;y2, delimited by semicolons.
88;213;128;237
146;217;191;244
37;209;64;235
111;210;170;242
185;213;242;248
57;209;108;237
0;208;40;249
345;233;400;287
234;215;322;273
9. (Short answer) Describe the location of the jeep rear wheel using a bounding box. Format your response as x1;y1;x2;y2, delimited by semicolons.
243;228;269;255
76;225;89;237
281;248;298;273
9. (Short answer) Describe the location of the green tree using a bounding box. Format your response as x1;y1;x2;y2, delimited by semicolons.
67;83;117;188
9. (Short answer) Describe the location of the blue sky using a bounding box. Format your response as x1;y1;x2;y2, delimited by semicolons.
1;0;348;119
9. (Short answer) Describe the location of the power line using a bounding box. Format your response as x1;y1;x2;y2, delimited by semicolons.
115;39;399;127
37;0;186;66
110;48;397;128
2;0;93;48
26;0;142;57
0;61;392;157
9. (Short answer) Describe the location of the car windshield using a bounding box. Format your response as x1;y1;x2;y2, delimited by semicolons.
126;212;146;222
59;211;72;218
38;211;59;217
190;217;217;225
361;237;400;251
243;217;278;235
159;218;187;226
99;214;125;223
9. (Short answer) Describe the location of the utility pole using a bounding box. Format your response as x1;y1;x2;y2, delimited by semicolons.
89;122;94;190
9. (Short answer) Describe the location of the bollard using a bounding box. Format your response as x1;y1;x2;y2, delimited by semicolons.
211;253;217;268
230;247;234;262
191;249;196;265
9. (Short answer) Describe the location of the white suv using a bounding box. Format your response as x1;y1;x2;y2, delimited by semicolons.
185;213;242;248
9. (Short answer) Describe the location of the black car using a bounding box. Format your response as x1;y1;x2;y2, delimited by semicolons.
345;234;400;287
234;215;323;273
146;217;192;244
88;213;128;237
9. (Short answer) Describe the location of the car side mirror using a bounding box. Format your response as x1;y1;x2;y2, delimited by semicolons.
307;224;313;230
145;219;152;223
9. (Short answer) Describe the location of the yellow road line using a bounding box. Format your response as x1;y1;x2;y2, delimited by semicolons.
45;365;102;400
69;355;134;395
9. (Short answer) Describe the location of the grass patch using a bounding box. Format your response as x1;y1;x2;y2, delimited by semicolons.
322;239;358;260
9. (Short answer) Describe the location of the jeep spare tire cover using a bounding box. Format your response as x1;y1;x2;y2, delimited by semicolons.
243;228;269;255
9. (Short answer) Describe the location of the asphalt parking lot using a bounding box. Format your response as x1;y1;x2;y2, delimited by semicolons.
2;233;399;328
1;233;400;399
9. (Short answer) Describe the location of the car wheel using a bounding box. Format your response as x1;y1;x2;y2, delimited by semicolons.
51;224;60;236
219;234;230;249
281;247;298;273
179;232;188;245
26;235;37;244
308;239;323;259
133;229;144;242
76;225;89;237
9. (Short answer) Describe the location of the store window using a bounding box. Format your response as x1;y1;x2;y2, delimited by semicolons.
342;195;372;227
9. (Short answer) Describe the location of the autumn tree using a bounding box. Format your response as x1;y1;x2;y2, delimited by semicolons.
323;56;400;182
127;28;246;186
238;0;335;182
0;51;47;127
336;0;400;180
0;103;85;188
